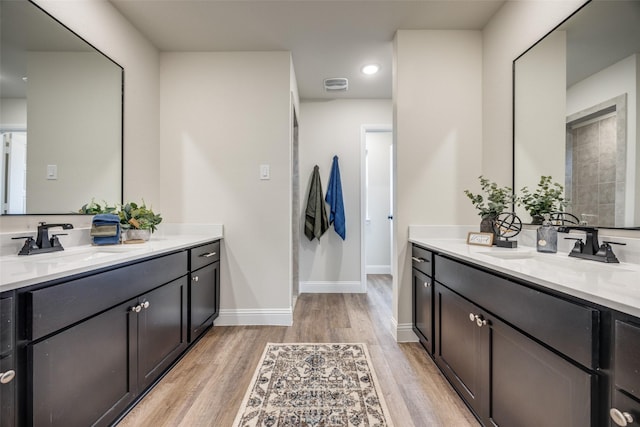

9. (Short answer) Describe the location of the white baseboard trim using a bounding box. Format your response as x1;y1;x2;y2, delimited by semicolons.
215;308;293;326
391;317;419;342
365;265;391;275
300;281;365;293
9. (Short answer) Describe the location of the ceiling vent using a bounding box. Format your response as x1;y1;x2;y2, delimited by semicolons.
324;78;348;92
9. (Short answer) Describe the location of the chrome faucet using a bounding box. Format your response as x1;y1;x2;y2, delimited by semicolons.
558;226;625;263
12;222;74;255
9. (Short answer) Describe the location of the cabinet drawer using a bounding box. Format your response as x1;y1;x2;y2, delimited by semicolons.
0;296;13;356
611;390;640;427
28;251;188;341
412;245;433;276
615;320;640;400
190;241;220;271
435;255;599;369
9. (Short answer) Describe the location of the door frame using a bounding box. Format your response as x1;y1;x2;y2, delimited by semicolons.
360;124;393;292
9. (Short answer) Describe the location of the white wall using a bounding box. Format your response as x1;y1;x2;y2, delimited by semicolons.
26;52;121;213
482;0;585;186
298;99;392;292
394;30;483;339
0;99;27;129
1;0;160;232
159;51;294;325
513;30;567;221
365;131;392;274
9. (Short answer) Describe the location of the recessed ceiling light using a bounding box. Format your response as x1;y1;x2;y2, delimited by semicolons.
361;64;380;75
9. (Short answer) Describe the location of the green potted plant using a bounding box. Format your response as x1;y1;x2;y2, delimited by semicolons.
118;201;162;241
464;176;516;233
78;198;117;215
518;176;567;224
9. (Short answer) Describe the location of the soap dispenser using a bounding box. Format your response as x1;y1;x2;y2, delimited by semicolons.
537;214;557;253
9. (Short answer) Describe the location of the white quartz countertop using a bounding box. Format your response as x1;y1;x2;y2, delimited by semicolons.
1;230;223;292
410;237;640;318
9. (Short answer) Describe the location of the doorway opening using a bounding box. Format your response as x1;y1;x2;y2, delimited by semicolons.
1;131;27;214
361;125;393;298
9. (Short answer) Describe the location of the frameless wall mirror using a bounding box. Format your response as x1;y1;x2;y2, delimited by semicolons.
513;0;640;228
0;0;123;215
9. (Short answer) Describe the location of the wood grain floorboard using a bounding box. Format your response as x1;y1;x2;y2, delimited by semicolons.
118;275;479;427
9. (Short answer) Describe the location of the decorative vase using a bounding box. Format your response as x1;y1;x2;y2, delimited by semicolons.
125;229;151;242
480;215;498;243
531;215;544;225
480;215;495;233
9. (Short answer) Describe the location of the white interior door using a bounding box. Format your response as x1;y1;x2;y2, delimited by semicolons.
364;129;392;276
1;132;28;214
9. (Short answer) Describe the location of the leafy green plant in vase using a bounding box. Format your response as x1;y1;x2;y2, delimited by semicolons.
78;198;118;215
464;176;517;234
119;201;162;242
518;175;567;225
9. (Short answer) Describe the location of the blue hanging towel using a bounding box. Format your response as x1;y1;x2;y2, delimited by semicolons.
325;155;346;240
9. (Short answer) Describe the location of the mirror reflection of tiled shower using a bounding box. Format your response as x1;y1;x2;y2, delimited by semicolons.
566;95;627;227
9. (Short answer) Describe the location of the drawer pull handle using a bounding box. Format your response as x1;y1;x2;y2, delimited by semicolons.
411;256;427;263
193;276;199;282
469;313;476;322
424;281;430;288
610;408;634;426
130;304;142;313
142;301;150;309
200;252;217;258
0;370;15;384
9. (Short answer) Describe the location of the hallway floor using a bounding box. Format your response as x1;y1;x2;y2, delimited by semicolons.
118;275;478;426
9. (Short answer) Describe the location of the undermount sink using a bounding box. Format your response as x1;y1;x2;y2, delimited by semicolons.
479;251;536;260
29;245;145;264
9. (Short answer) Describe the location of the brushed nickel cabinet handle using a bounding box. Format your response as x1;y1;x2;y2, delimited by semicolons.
610;408;634;426
192;276;199;282
130;304;142;313
411;256;426;263
424;281;430;288
199;252;217;258
142;301;150;309
0;370;16;384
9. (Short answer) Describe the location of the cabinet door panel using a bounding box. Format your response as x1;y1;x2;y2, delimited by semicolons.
30;300;136;427
138;277;188;391
1;354;15;427
615;320;640;400
190;262;218;342
413;268;433;353
435;283;488;418
490;318;593;427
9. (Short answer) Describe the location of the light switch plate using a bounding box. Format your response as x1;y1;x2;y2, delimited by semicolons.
260;164;270;180
47;164;57;180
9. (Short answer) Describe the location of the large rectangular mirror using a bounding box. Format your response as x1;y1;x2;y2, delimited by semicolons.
0;0;123;215
514;0;640;228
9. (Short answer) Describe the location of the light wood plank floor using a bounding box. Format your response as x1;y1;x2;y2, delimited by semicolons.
118;275;479;426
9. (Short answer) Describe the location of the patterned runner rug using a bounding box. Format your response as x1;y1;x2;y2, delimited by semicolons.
232;343;394;427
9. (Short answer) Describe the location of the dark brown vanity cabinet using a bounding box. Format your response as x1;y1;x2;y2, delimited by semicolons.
435;282;593;427
1;292;15;427
412;245;433;354
189;241;221;342
24;250;189;427
431;253;598;427
611;320;640;426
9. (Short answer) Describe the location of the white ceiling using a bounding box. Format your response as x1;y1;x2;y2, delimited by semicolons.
109;0;506;100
